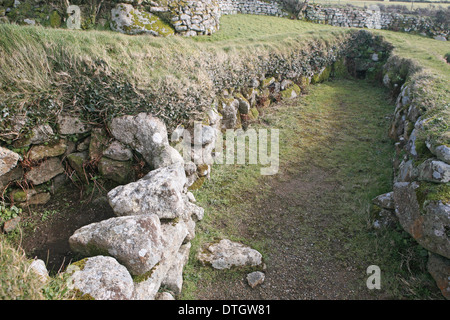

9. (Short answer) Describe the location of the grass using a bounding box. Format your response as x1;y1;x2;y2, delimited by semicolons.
181;78;442;299
0;234;75;300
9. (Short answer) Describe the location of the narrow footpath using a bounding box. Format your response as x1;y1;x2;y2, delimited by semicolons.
183;79;441;300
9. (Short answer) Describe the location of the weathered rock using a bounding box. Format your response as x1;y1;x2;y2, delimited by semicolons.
132;219;188;300
219;97;239;129
69;214;165;276
107;163;187;219
67;151;88;182
103;141;133;161
110;3;174;36
247;271;265;288
417;159;450;183
28;139;67;161
435;145;450;164
109;113;183;169
427;252;450;300
2;216;20;233
57;115;91;135
16;124;54;147
161;242;191;294
22;192;51;206
30;259;49;282
76;137;91;152
197;239;263;270
372;192;394;210
89;128;109;162
27;158;64;185
155;292;175;300
98;157;133;185
280;84;301;100
67;256;134;300
0;146;20;176
0;166;23;190
393;182;450;259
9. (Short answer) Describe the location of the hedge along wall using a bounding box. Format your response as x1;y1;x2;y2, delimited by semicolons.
300;4;449;41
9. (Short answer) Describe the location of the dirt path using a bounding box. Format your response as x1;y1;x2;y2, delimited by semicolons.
187;79;440;300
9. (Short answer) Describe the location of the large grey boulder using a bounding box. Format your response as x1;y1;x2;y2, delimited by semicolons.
107;163;187;219
69;214;165;276
109;113;183;169
0;147;20;176
197;239;263;270
67;256;134;300
132;219;188;299
393;182;450;259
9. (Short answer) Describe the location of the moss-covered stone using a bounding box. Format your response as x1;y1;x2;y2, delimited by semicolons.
49;10;61;28
311;66;332;84
261;77;275;89
98;157;134;185
188;175;206;191
111;3;174;36
280;83;301;100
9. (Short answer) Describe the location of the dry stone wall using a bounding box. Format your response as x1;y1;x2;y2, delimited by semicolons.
301;4;449;41
218;0;286;17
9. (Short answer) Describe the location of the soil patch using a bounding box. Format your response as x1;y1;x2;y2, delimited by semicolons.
19;184;115;274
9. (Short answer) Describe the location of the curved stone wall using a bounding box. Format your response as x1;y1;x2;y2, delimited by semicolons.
300;4;449;41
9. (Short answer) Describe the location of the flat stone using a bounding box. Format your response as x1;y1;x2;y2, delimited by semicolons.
0;147;20;176
2;216;20;233
107;163;187;219
57;115;91;135
27;158;64;185
103;141;133;161
197;239;263;270
247;271;265;288
28;139;67;161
